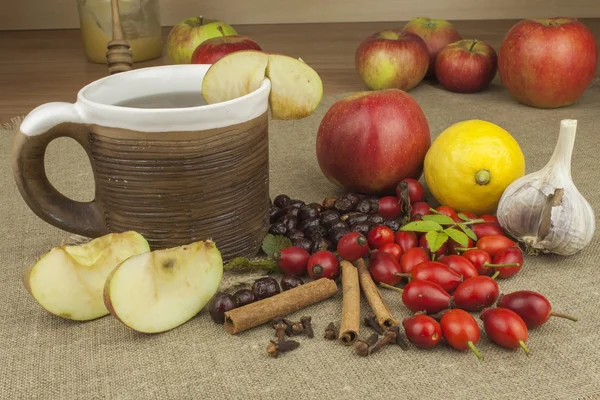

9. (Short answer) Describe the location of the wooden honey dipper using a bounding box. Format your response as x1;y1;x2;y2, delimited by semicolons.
106;0;133;74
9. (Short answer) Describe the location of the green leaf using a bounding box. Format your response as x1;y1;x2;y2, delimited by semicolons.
422;214;456;225
457;213;471;222
401;220;443;233
458;223;478;241
425;231;449;252
444;228;470;247
261;234;292;258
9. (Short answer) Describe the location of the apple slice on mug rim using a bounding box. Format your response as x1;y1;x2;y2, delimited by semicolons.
201;50;323;120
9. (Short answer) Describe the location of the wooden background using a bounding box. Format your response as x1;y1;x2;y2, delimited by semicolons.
1;0;599;31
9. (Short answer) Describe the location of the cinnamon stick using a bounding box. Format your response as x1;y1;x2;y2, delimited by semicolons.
338;260;360;345
223;278;338;334
354;258;398;328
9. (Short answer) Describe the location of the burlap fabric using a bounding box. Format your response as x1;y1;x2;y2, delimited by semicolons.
2;78;600;400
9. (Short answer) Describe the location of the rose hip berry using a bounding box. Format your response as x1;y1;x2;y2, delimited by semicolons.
396;178;425;204
400;247;430;274
476;235;517;258
273;246;310;276
368;251;403;286
410;202;432;219
378;242;403;262
472;223;505;240
367;225;395;249
401;280;452;314
208;293;238;324
490;246;523;279
496;290;578;329
280;275;304;291
480;308;531;356
252;277;281;300
437;255;479;280
462;249;494;276
337;232;370;261
480;214;500;225
402;313;442;349
447;237;474;255
436;205;462;223
440;309;484;360
452;276;500;312
377;196;402;220
307;250;340;279
394;231;418;252
404;261;463;294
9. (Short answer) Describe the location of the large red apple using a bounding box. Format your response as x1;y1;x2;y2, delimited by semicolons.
498;17;598;108
355;30;429;91
435;39;498;93
191;33;262;65
315;89;431;195
402;17;463;78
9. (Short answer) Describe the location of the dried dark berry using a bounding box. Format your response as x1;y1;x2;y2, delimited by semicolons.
208;293;238;324
287;230;305;239
273;194;291;209
280;275;304;291
334;197;354;213
269;206;280;223
329;227;351;245
305;225;327;241
269;222;287;236
289;199;306;208
233;289;256;307
367;198;380;213
298;204;320;220
384;219;401;231
307;202;324;214
292;237;313;253
345;193;362;207
367;214;385;225
327;219;349;231
322;197;337;209
320;210;341;225
252;277;281;300
354;199;372;213
344;212;369;226
297;217;321;231
311;238;333;253
351;222;373;236
279;215;297;232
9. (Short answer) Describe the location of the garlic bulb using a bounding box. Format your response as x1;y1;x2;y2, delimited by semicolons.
496;119;595;256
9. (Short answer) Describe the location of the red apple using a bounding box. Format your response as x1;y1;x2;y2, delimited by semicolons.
315;89;431;195
435;39;498;93
355;30;429;91
498;17;598;108
402;17;463;78
191;32;262;65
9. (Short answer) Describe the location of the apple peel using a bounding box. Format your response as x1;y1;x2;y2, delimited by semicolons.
23;231;150;321
103;239;223;334
202;50;323;120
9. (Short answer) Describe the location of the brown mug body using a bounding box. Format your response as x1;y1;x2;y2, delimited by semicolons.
12;65;272;262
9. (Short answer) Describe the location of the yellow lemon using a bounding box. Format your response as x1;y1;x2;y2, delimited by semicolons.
424;119;525;215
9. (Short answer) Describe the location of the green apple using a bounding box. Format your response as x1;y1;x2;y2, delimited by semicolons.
103;240;223;334
166;16;238;64
202;50;323;120
23;231;150;321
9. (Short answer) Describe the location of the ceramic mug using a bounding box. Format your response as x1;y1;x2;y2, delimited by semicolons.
12;64;271;262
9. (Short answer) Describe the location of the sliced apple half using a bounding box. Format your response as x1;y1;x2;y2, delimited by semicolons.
23;231;150;321
201;50;323;120
103;240;223;334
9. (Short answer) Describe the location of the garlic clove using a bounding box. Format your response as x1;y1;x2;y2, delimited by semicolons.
496;119;596;256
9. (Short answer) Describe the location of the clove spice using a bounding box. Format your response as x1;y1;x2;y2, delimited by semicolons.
267;339;300;358
324;322;339;340
369;329;397;355
292;321;305;335
301;316;314;338
355;333;379;357
388;325;409;351
363;315;384;335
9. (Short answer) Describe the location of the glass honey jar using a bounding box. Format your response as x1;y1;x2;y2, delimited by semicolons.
77;0;163;63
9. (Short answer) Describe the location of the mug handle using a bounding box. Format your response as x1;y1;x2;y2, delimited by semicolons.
12;102;107;238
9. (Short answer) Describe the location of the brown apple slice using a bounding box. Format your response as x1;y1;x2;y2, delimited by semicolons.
103;240;223;334
201;50;323;120
23;231;150;321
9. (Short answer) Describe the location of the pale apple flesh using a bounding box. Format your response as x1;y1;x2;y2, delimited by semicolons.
23;231;150;321
103;240;223;334
201;50;323;120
